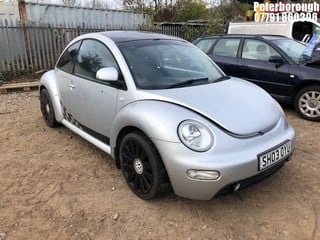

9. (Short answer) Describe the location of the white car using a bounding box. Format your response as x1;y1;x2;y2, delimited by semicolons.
39;31;295;200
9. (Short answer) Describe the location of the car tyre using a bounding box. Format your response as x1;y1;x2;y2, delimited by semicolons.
40;89;59;127
294;85;320;121
119;131;170;200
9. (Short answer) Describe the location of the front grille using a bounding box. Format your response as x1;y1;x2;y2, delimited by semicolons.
215;159;287;196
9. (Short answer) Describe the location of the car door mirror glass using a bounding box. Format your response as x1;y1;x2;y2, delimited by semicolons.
96;67;118;81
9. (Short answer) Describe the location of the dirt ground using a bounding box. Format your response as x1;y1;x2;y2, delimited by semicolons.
0;90;319;240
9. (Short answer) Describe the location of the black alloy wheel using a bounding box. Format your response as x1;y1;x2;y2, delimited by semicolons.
119;131;170;200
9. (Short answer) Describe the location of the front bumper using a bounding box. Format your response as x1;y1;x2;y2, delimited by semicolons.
215;157;289;196
153;119;295;200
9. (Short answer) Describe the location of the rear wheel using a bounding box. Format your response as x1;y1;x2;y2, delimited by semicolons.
119;131;170;200
40;89;58;127
295;85;320;122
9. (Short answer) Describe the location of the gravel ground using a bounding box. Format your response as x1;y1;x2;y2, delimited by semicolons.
0;91;319;240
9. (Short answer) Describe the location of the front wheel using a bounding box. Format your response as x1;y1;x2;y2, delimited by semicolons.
40;89;58;127
119;131;170;200
294;85;320;121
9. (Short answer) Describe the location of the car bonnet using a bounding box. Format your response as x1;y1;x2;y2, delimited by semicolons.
137;78;282;137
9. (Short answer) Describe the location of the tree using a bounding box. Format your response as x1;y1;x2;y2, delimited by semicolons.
205;1;251;34
62;0;107;8
123;0;154;11
123;0;208;22
89;0;108;8
61;0;109;8
62;0;80;6
153;5;177;21
175;0;207;22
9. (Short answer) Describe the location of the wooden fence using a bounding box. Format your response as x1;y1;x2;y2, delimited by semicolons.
0;23;208;81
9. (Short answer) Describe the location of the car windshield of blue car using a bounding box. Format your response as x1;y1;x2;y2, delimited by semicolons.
272;39;305;62
119;40;224;89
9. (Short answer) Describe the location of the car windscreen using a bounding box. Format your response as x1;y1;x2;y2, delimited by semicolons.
271;39;305;62
118;39;224;89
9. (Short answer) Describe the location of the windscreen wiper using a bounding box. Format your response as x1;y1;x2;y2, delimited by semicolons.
214;76;230;82
168;77;209;89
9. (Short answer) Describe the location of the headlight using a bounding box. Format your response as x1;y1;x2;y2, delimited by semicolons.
178;120;213;152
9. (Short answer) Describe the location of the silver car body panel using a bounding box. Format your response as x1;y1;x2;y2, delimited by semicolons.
133;78;281;136
40;31;296;200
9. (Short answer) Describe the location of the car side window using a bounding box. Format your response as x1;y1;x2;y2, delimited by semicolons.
195;39;217;53
212;38;240;57
242;39;281;61
74;39;119;81
56;41;81;74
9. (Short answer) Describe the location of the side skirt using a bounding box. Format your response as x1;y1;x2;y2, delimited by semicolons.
61;119;111;155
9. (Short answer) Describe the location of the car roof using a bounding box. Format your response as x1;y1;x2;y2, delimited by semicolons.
198;34;288;41
98;31;180;43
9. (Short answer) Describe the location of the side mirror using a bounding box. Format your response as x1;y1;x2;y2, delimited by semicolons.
96;67;118;81
269;55;284;67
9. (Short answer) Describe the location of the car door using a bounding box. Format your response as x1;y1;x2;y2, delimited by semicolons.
237;38;292;100
208;38;241;76
69;39;123;141
55;41;82;114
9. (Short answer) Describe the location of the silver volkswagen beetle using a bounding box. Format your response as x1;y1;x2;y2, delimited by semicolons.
39;31;295;200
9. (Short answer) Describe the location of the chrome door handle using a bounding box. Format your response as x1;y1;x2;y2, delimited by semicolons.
68;83;75;90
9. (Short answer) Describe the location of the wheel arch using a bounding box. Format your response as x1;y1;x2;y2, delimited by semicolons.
294;80;320;99
113;126;142;169
110;101;191;169
39;70;64;122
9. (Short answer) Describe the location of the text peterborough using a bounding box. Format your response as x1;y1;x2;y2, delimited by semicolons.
254;1;320;13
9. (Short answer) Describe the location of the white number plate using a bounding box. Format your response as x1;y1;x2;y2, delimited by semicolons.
258;141;292;171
